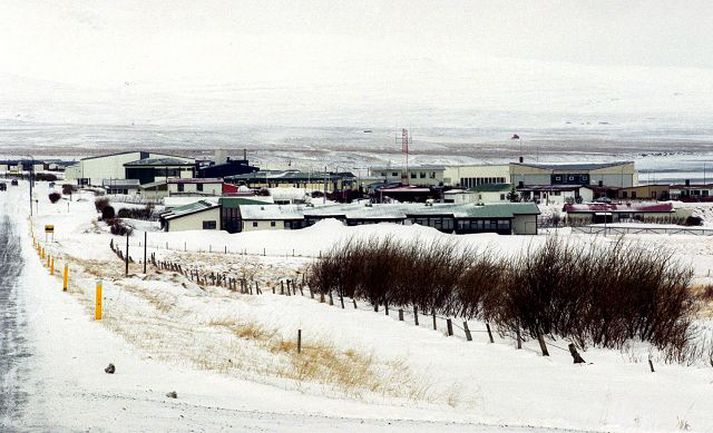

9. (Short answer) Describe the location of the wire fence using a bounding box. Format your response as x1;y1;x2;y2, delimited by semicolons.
572;225;713;236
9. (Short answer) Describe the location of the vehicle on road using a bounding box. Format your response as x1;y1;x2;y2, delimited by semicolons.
10;179;18;186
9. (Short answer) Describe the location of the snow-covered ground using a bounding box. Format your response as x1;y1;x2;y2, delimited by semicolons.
3;181;713;432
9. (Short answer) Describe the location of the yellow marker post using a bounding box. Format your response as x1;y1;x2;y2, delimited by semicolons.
63;264;69;291
41;247;45;260
50;257;54;275
95;280;103;320
46;254;50;268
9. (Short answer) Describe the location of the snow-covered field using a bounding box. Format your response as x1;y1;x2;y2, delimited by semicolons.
4;181;713;432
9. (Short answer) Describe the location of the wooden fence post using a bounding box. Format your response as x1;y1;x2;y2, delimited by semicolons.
463;321;472;341
648;357;655;373
413;306;419;326
297;329;302;354
516;328;522;349
536;333;549;356
485;322;495;343
431;310;437;330
446;319;453;336
398;309;404;321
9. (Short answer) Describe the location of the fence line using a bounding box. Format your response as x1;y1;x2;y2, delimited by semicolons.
572;225;713;236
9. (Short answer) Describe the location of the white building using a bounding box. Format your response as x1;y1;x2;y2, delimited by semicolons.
368;165;445;186
168;178;223;196
443;164;510;188
159;200;221;232
65;151;195;186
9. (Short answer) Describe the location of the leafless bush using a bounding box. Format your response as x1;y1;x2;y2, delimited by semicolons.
107;218;134;236
62;184;77;195
95;197;110;212
117;204;156;220
309;235;698;357
48;192;61;203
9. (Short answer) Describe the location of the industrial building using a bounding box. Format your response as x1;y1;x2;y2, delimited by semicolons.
65;151;195;186
368;165;445;186
510;161;637;188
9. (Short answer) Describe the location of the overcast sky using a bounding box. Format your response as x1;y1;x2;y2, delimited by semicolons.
3;0;713;88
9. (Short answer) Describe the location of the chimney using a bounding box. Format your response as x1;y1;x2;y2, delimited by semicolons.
243;148;247;161
518;156;524;163
518;181;524;188
685;179;690;186
598;180;603;187
214;149;228;165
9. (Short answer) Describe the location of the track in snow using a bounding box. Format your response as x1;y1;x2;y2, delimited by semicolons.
0;214;30;430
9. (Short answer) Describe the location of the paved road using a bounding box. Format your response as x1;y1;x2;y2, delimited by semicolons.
0;214;29;431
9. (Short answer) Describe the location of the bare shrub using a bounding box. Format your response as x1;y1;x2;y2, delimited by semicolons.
62;184;77;195
310;235;698;357
48;192;61;203
95;197;110;212
117;204;155;220
101;205;116;221
108;218;133;236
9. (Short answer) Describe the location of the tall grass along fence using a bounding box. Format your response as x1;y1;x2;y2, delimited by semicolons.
307;236;703;363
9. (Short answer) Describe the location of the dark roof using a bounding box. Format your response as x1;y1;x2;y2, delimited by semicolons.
226;170;355;182
471;183;511;192
160;200;220;220
168;178;223;184
124;157;195;167
81;151;148;161
511;161;633;171
563;203;673;213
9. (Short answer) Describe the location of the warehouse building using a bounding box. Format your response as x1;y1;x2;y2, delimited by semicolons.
510;161;637;188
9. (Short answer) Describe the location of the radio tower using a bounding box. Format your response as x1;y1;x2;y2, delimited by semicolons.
400;128;411;185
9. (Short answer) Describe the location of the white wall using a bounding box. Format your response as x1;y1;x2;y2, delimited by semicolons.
443;165;509;187
81;152;144;185
166;207;221;232
168;182;222;196
512;214;538;235
241;219;285;232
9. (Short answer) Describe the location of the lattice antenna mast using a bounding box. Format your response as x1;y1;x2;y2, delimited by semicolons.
401;128;410;185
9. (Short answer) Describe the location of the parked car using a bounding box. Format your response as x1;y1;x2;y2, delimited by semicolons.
0;182;6;191
11;179;19;186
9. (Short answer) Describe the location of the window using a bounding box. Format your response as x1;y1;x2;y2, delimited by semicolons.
381;172;386;177
410;173;416;179
582;175;588;181
177;183;184;192
500;194;505;200
252;221;259;227
430;172;436;178
270;221;276;227
202;220;216;230
568;176;575;181
631;192;637;199
555;176;561;181
392;172;398;177
196;183;203;192
622;191;628;198
419;172;426;178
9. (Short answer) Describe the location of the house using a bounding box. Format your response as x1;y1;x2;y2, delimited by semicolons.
65;151;195;186
168;178;223;196
234;202;540;235
219;196;279;233
670;181;713;202
368;165;445;186
443;164;510;188
615;184;670;201
374;184;435;203
226;170;356;192
517;185;594;205
159;200;221;232
510;161;637;188
102;179;141;195
563;202;675;224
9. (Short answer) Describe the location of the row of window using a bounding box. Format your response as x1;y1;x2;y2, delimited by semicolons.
176;183;207;192
459;177;507;188
380;171;438;179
